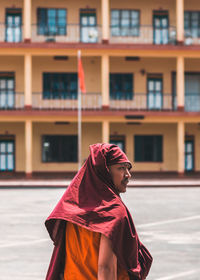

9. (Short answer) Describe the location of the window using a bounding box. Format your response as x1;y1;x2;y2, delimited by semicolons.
184;12;200;38
110;73;133;100
42;135;77;162
111;10;140;37
134;135;163;162
0;139;15;171
0;73;15;108
43;73;77;99
37;8;66;35
110;135;125;152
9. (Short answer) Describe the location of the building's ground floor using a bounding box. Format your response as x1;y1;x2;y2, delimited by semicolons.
0;119;199;177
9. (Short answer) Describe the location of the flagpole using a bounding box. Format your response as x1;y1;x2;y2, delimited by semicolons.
78;50;82;170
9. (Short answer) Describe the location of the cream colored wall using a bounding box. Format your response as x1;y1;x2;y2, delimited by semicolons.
32;122;101;172
111;0;176;26
0;56;24;92
0;123;25;172
110;57;176;94
185;123;200;171
32;56;101;93
185;59;200;72
185;0;200;10
110;123;177;172
32;0;101;24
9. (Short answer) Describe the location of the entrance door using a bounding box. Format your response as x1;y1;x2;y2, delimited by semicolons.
153;12;169;44
147;77;163;110
80;11;98;43
6;9;22;42
0;76;15;109
185;139;194;171
0;140;15;171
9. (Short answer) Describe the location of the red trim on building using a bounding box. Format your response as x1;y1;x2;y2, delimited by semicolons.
177;106;184;112
25;105;32;110
26;172;32;179
1;109;200;117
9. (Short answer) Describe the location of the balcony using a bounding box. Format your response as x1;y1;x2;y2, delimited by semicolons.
110;25;177;45
31;24;102;43
0;92;24;109
110;93;176;111
32;92;102;110
0;23;23;42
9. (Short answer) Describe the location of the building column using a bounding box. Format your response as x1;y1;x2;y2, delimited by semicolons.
24;54;32;109
176;56;184;111
101;54;109;109
102;121;109;143
177;121;185;174
176;0;184;43
25;120;32;178
101;0;110;43
23;0;31;42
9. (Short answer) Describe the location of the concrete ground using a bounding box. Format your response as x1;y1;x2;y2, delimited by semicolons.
0;187;200;280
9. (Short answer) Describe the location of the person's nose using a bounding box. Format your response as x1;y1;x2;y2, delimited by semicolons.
125;168;131;179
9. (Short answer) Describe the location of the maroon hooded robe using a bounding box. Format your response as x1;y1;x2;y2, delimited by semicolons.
45;143;153;280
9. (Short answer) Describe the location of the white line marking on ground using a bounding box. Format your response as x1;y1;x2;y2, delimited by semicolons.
137;215;200;228
0;238;49;248
155;269;199;280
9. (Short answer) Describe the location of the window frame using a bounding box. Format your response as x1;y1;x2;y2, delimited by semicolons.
134;135;163;162
0;136;15;172
42;135;78;163
184;11;200;38
37;8;67;36
110;135;126;152
110;9;140;37
42;72;78;100
110;73;134;100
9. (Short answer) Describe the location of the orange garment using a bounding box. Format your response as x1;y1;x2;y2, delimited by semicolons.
64;221;129;280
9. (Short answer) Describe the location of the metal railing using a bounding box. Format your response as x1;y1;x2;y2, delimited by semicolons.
0;23;23;42
110;25;176;45
0;92;24;109
110;93;176;111
32;92;102;110
185;93;200;112
31;24;102;43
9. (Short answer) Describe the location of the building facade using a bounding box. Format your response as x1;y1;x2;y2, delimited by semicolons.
0;0;199;177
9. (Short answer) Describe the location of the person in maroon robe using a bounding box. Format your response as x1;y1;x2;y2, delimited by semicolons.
45;143;153;279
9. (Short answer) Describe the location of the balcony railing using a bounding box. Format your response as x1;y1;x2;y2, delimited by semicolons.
0;23;23;42
31;24;102;43
185;93;200;112
110;93;176;111
32;92;102;110
110;25;176;45
0;92;24;109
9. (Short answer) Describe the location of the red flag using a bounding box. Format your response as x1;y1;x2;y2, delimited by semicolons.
78;52;86;94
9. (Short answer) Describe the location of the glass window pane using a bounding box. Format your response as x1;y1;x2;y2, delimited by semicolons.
7;154;14;170
7;79;14;89
156;81;161;91
0;143;6;152
0;155;6;170
148;81;154;91
7;143;14;153
0;80;6;89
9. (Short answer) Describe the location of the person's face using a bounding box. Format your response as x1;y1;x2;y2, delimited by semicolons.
108;163;132;193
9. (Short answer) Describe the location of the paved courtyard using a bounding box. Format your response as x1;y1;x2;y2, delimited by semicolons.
0;187;200;280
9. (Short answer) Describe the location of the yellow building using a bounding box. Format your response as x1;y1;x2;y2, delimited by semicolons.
0;0;199;178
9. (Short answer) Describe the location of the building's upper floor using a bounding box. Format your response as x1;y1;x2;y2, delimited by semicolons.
0;0;199;46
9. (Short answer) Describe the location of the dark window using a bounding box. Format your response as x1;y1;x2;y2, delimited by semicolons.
42;135;77;162
6;9;22;42
37;8;66;35
110;73;133;100
0;139;15;171
43;73;77;99
111;10;140;37
0;73;15;108
184;11;200;38
134;135;163;162
110;135;125;152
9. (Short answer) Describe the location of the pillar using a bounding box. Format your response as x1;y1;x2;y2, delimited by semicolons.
102;121;109;143
176;0;184;43
101;0;110;43
176;56;184;111
25;120;32;178
24;54;32;109
101;54;109;109
23;0;31;42
177;121;185;174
